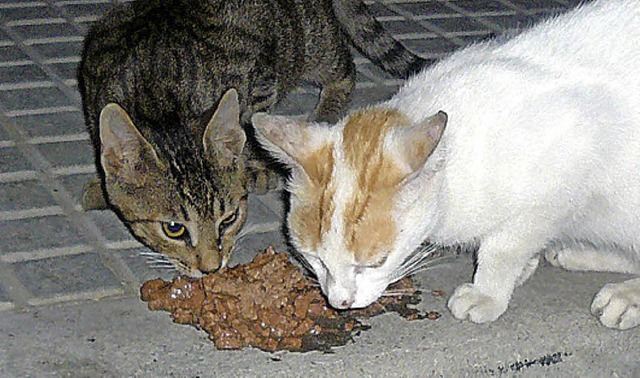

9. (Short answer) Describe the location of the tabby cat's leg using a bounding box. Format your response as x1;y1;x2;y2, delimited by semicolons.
309;61;356;123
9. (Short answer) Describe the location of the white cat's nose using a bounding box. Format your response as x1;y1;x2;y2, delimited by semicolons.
328;296;355;310
327;283;356;309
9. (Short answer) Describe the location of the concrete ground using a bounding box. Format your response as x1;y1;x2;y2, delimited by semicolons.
0;0;637;376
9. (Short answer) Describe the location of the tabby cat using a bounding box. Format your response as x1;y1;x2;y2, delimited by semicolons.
78;0;425;276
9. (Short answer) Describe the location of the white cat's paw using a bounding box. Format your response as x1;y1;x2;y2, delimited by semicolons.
448;283;508;323
591;280;640;330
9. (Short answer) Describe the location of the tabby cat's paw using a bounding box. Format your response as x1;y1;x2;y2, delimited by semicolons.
591;279;640;330
448;283;508;323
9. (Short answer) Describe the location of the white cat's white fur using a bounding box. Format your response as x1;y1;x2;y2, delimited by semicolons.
253;0;640;329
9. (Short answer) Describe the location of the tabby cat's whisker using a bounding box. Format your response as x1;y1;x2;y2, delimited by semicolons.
139;251;163;257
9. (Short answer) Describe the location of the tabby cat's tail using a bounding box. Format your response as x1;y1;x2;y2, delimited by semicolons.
332;0;426;79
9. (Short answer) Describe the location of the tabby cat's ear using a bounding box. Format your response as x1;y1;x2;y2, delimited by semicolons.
203;88;247;162
251;113;331;169
99;103;166;187
392;111;447;174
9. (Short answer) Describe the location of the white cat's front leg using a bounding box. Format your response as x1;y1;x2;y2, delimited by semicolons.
591;278;640;330
448;231;545;323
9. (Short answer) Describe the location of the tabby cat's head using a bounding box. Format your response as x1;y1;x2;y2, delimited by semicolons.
99;89;248;276
252;108;446;308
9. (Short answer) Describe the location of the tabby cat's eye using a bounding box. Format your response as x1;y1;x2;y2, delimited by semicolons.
220;209;239;230
162;221;186;239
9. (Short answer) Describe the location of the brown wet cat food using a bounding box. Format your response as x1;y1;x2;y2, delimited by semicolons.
140;247;431;352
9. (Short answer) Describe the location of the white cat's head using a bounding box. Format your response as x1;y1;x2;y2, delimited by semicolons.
252;108;446;309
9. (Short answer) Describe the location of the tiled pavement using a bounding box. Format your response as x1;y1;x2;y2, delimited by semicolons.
0;0;582;320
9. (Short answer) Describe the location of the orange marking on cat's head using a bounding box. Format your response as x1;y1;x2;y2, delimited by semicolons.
288;143;336;251
341;108;409;263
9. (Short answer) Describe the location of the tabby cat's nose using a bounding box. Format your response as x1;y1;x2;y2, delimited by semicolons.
197;252;222;273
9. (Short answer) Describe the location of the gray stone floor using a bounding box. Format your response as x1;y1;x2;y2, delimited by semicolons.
4;1;637;377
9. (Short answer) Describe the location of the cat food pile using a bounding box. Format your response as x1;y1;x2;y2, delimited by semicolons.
141;247;432;352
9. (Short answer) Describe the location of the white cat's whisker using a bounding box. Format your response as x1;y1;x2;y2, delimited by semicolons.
146;260;174;266
291;251;317;277
380;290;413;297
393;254;453;283
395;247;439;276
149;265;177;271
396;255;452;279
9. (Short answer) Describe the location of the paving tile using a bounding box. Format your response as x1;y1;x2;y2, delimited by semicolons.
35;139;94;168
0;45;29;63
355;62;384;84
13;110;86;137
0;281;10;303
0;215;84;254
57;172;97;207
453;34;496;47
61;2;116;19
454;0;515;14
367;2;399;18
358;61;398;81
395;2;458;17
89;210;133;244
511;0;573;10
13;22;80;42
0;146;32;174
403;36;460;55
0;28;12;42
0;63;49;84
0;125;11;141
427;16;488;34
231;230;289;266
0;4;59;23
47;60;80;81
380;19;428;35
255;190;286;219
272;91;317;116
30;41;83;60
477;13;537;31
11;110;86;138
0;87;75;113
351;85;400;109
245;194;280;225
0;180;56;212
11;253;123;297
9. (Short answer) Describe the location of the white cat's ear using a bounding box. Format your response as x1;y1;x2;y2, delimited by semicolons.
99;103;166;186
393;111;447;174
251;113;330;168
203;88;247;160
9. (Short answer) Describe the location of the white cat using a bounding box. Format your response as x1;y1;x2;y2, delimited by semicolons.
252;0;640;330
